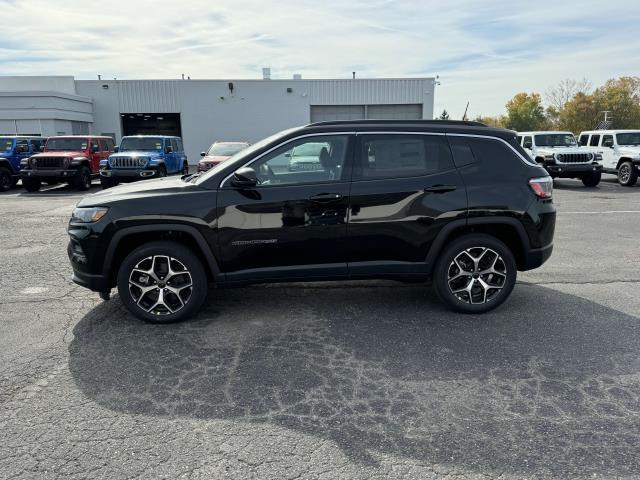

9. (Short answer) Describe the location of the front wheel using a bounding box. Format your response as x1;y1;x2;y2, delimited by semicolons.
0;166;12;192
618;161;638;187
182;162;189;175
117;241;208;323
433;234;517;314
74;166;92;191
581;171;601;187
100;177;116;189
22;177;41;192
157;166;167;178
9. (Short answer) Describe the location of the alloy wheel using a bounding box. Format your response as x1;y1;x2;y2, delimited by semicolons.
128;255;193;316
447;247;507;304
619;164;631;183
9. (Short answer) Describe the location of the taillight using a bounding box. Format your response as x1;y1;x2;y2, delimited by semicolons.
529;176;553;199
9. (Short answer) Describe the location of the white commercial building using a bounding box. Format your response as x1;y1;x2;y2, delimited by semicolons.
0;75;436;164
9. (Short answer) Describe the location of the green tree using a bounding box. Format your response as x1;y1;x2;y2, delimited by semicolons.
474;115;505;128
557;92;599;133
504;93;548;131
438;109;450;120
591;77;640;129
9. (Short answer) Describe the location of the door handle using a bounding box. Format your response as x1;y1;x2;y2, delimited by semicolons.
424;184;457;193
309;193;343;203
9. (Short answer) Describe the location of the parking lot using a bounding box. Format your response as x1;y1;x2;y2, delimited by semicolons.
1;177;639;479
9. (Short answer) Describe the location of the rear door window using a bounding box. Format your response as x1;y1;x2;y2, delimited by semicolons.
354;134;453;180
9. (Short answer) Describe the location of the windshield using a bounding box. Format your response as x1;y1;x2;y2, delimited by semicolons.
534;134;576;147
207;143;248;156
120;137;164;152
616;132;640;146
45;138;88;151
194;128;299;185
1;138;15;151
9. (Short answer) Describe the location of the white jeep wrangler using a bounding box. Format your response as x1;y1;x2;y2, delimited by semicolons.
517;131;602;187
578;130;640;186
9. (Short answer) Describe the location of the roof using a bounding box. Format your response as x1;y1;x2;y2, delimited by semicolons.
518;131;573;135
0;135;46;139
121;135;181;138
301;119;515;139
579;129;640;134
46;135;113;139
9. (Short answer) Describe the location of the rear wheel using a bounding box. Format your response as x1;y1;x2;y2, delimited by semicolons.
74;166;92;191
22;177;41;192
117;241;208;323
433;234;517;314
0;166;12;192
618;161;638;186
182;162;189;175
581;171;601;187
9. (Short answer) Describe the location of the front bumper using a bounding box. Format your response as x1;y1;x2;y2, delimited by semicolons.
21;168;80;179
100;168;160;180
68;241;110;292
544;163;602;177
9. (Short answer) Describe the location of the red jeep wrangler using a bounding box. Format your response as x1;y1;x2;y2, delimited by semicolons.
20;135;115;192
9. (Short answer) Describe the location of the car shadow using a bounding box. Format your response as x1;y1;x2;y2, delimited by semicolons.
68;282;640;477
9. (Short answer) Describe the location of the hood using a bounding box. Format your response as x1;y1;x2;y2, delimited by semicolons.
112;150;163;158
77;176;197;207
33;151;86;158
535;146;583;155
201;155;232;164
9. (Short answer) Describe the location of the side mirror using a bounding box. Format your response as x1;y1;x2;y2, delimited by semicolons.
91;145;99;153
165;145;173;154
200;151;206;157
231;167;258;188
523;142;533;149
39;145;45;152
113;146;119;152
604;141;614;148
284;152;291;157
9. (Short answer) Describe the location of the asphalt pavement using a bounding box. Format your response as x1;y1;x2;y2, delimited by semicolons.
1;176;639;479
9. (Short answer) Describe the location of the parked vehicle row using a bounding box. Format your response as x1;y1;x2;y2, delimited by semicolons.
516;129;640;187
67;120;556;323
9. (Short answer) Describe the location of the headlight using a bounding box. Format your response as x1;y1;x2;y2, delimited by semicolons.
30;158;37;167
70;156;86;165
138;157;148;166
556;154;564;161
71;207;109;223
21;158;31;166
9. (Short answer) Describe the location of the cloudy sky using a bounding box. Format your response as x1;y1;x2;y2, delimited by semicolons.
1;0;639;117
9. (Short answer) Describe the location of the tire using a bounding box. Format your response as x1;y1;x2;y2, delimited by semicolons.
117;241;208;323
581;171;601;187
157;165;167;178
618;161;638;187
100;177;115;189
182;162;189;175
22;177;41;192
74;166;92;191
0;166;12;192
433;234;517;314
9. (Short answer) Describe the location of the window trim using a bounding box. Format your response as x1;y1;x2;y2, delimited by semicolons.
219;132;356;188
447;133;539;167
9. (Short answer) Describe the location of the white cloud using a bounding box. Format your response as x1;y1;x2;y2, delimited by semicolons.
1;0;639;116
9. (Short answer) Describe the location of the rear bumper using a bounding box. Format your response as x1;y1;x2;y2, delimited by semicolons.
522;242;553;270
545;163;601;177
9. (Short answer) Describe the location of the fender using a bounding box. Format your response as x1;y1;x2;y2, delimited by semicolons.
0;158;15;173
425;216;531;274
103;223;222;282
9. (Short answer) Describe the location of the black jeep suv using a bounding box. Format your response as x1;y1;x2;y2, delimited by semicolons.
68;120;555;323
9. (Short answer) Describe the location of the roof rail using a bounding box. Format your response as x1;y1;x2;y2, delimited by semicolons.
307;119;488;127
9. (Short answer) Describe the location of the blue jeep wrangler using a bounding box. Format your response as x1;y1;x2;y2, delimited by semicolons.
99;135;188;189
0;136;46;192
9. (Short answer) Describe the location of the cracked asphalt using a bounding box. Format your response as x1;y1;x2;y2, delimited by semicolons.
1;177;639;479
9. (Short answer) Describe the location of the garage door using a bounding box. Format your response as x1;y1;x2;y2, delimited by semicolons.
310;105;365;123
367;104;423;120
